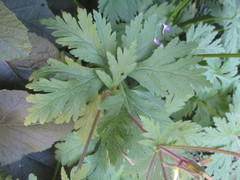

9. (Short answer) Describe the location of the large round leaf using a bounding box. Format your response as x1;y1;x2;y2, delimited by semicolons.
0;90;73;165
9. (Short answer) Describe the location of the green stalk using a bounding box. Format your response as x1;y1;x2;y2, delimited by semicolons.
166;0;191;23
179;14;236;28
191;98;220;117
72;0;79;8
194;53;240;58
162;145;240;158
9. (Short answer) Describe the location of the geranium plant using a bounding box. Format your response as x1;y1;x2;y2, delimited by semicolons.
24;0;240;179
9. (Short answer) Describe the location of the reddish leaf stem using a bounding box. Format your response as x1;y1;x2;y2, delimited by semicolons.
129;114;147;133
159;146;186;162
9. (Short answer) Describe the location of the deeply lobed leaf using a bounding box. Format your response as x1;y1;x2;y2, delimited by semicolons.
41;9;117;65
25;59;102;125
129;38;211;113
98;0;138;24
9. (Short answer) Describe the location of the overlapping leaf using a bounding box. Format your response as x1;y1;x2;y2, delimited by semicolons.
122;14;162;61
203;113;240;179
98;0;137;24
0;90;73;165
41;9;116;65
61;166;91;180
186;22;224;54
129;38;211;113
144;2;175;20
74;95;102;144
96;44;137;89
97;107;132;164
140;116;203;147
122;86;171;122
25;59;102;125
207;0;240;53
0;1;31;61
93;11;117;55
55;132;83;166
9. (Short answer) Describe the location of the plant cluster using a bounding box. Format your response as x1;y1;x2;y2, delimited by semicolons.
24;0;240;179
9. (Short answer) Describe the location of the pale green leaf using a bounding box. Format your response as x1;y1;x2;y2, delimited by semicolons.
99;91;124;116
121;128;153;180
136;14;162;61
222;22;240;53
25;59;102;125
206;153;239;180
122;86;171;122
129;38;211;113
85;145;124;180
107;45;137;89
144;2;175;20
97;108;133;164
98;0;137;24
140;116;203;147
75;95;102;144
203;113;240;149
95;70;113;88
93;10;117;55
176;3;197;23
165;121;203;146
30;57;94;80
173;89;231;127
229;84;240;114
130;14;160;62
140;116;163;146
28;174;37;180
84;145;108;180
186;22;224;54
41;9;106;65
55;133;83;166
200;112;240;179
121;14;143;49
122;14;161;62
70;166;91;180
136;0;153;12
0;1;31;61
61;167;70;180
208;0;240;53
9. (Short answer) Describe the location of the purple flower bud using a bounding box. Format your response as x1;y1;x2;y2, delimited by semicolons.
161;23;171;35
153;37;161;45
163;23;171;31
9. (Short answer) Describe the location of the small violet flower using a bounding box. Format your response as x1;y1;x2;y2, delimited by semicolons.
161;23;171;34
153;37;161;45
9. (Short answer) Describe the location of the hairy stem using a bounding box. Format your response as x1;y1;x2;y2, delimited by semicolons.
77;110;101;169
